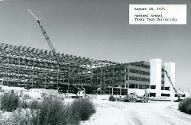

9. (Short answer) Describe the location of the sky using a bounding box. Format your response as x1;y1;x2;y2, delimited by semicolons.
0;0;190;93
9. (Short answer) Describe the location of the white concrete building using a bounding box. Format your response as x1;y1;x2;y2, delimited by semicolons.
149;59;177;99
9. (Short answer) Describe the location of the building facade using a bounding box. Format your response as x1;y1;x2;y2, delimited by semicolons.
92;61;150;94
149;59;175;98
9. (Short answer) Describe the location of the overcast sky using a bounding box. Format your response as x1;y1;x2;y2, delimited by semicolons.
0;0;190;93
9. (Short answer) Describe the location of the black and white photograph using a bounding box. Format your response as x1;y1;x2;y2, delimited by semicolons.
0;0;190;125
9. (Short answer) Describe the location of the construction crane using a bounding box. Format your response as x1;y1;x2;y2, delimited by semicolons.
164;69;182;101
28;9;60;89
28;9;88;97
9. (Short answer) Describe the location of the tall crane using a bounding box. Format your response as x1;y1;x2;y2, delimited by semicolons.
28;9;60;89
28;9;88;97
164;69;181;101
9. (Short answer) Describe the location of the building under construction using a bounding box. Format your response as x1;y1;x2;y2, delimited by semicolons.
0;8;184;99
0;43;156;95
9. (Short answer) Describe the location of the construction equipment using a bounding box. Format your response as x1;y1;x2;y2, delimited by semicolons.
28;9;88;98
178;88;186;97
124;90;149;103
28;9;60;89
73;85;88;98
164;69;183;101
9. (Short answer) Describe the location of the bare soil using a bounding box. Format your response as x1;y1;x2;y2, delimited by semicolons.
81;99;191;125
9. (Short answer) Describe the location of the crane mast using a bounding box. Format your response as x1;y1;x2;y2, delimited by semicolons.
28;9;60;88
36;20;59;62
28;9;87;96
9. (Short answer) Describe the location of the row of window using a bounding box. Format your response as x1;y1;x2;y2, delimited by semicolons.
128;84;170;90
129;69;150;75
128;84;149;89
129;76;150;82
131;64;150;69
129;85;171;91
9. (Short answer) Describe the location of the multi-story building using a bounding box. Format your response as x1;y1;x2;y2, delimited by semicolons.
0;43;177;98
0;43;94;93
0;43;116;94
92;61;150;95
93;59;176;98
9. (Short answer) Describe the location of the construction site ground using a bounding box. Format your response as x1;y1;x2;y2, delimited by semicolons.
80;95;191;125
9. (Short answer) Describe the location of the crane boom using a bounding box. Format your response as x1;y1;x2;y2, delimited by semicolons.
28;9;40;21
164;69;181;100
37;20;58;60
28;9;59;63
28;9;60;88
28;9;86;95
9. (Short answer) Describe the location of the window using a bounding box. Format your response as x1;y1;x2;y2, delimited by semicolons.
129;76;138;81
150;85;156;89
141;64;150;69
149;93;156;97
175;94;185;97
140;85;148;89
161;93;170;97
129;69;138;73
139;78;150;82
139;71;150;75
165;87;170;90
129;84;137;88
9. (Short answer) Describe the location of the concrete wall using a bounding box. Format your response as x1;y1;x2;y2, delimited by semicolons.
150;59;162;97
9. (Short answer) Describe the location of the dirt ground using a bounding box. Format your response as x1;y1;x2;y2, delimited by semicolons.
81;98;191;125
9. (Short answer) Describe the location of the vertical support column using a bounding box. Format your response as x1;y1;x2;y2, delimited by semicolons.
127;82;129;95
150;59;162;97
56;69;59;89
32;69;34;88
124;67;127;88
68;64;70;92
103;64;105;92
120;86;122;96
100;61;103;94
90;63;93;86
6;58;9;86
8;44;10;86
96;65;98;87
44;69;47;88
127;68;129;95
68;64;70;85
18;57;20;87
100;61;103;86
68;84;70;93
112;64;114;87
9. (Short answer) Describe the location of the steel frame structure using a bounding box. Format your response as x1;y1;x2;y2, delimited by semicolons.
0;43;151;94
0;43;120;93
